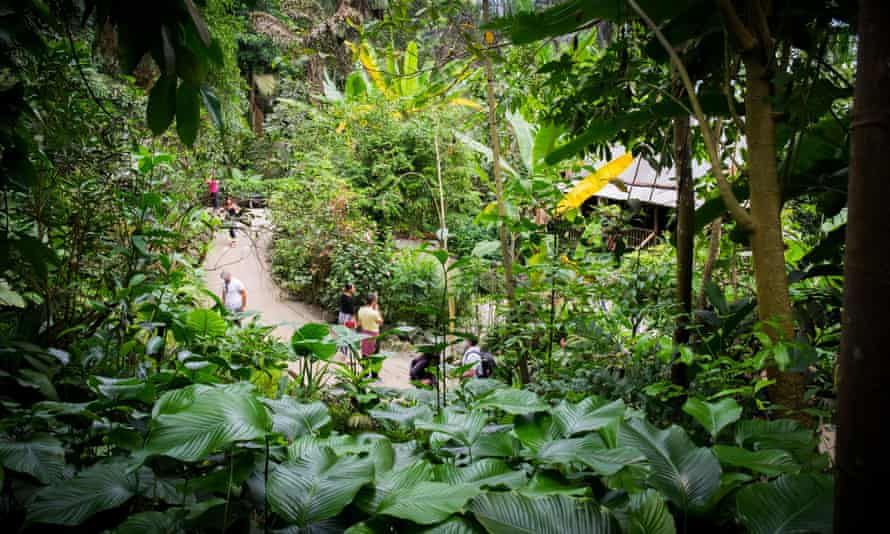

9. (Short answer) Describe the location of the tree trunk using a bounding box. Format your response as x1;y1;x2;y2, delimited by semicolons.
697;217;723;309
671;115;693;388
742;52;804;412
482;0;526;383
835;1;890;528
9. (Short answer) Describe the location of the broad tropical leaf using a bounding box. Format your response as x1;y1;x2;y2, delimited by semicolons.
682;398;742;440
471;429;521;459
619;418;721;511
475;389;549;415
185;309;226;338
619;490;676;534
556;153;633;215
267;447;373;527
507;110;536;175
519;471;591;497
90;375;156;403
292;323;338;360
417;517;485;534
369;402;434;428
376;481;480;525
435;459;527;489
356;459;434;515
552;397;625;436
734;419;815;454
114;511;185;533
416;408;488;447
712;445;800;476
0;434;65;484
513;412;560;452
265;398;331;440
27;462;139;526
456;131;520;177
469;493;619;534
144;385;272;461
736;474;833;534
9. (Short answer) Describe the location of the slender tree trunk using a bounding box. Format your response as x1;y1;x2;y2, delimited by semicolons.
742;52;804;412
672;115;693;388
697;217;723;309
835;1;890;528
481;0;526;383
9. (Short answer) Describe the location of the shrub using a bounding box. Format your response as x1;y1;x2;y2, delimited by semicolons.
383;249;445;328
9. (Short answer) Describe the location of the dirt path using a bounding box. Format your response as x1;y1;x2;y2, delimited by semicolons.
202;209;415;389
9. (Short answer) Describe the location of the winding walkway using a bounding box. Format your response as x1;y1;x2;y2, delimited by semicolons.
201;209;414;388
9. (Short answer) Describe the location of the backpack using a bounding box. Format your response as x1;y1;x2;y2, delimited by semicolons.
478;352;496;378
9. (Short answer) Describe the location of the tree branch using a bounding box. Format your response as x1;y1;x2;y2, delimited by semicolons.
628;0;756;230
716;0;757;51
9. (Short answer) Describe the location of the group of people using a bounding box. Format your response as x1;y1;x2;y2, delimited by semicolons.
207;175;241;247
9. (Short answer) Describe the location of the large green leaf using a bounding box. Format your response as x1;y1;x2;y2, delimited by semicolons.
734;419;815;454
417;517;485;534
267;447;373;527
185;309;227;338
469;493;619;534
513;412;560;452
144;385;272;461
90;375;156;403
507;110;535;175
0;434;65;484
356;459;434;515
619;490;676;534
518;471;591;497
712;445;800;476
682;398;742;440
292;323;338;360
377;482;480;525
147;75;177;135
435;459;526;490
619;419;721;511
416;408;488;447
175;81;201;146
471;429;521;459
455;131;520;178
114;511;185;533
552;397;625;436
369;401;433;428
27;462;139;526
736;474;833;534
475;389;549;415
265;398;331;441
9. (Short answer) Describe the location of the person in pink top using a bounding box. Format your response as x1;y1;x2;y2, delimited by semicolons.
206;172;219;209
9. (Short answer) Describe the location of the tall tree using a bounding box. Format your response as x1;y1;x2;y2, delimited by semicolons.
835;0;890;528
671;111;693;388
482;0;527;382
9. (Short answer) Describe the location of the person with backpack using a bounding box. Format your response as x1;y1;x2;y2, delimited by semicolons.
409;353;437;386
461;335;495;379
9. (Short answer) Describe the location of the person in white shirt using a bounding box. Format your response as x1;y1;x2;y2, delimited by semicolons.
220;271;247;325
461;335;483;378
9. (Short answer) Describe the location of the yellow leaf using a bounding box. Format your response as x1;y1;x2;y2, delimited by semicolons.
484;31;495;45
336;121;347;133
556;153;633;216
447;97;483;110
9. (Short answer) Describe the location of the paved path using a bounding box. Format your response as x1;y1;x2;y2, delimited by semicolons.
202;209;415;389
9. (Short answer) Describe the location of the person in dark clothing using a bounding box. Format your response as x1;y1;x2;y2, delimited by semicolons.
224;196;239;245
409;354;437;386
338;283;356;326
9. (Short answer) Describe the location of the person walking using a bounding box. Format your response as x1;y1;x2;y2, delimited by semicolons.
224;196;239;247
338;283;357;327
206;173;219;209
357;293;383;378
220;270;247;326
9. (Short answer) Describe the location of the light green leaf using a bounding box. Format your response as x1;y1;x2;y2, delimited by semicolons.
114;511;185;533
736;474;833;534
472;240;502;258
682;398;742;440
265;398;331;441
435;459;526;489
0;279;26;308
713;445;800;476
369;402;433;428
469;493;619;534
267;447;373;527
377;482;480;525
475;389;549;415
416;408;488;447
519;471;591;497
185;309;227;338
552;397;625;437
144;385;272;461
